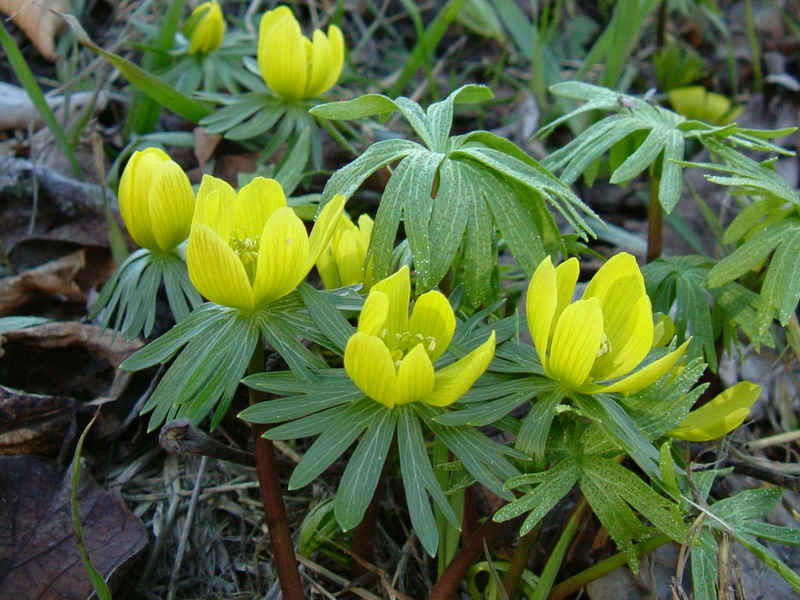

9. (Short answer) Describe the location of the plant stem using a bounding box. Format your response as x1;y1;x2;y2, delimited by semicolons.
744;0;763;91
503;523;541;598
428;516;517;600
531;498;590;600
548;533;671;600
647;175;663;263
248;338;306;600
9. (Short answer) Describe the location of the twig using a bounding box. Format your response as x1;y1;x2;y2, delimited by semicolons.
167;456;208;600
159;418;256;467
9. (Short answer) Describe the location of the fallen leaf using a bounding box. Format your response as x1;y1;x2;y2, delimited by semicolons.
0;455;148;598
194;127;222;169
0;0;68;61
0;322;141;454
0;250;86;315
0;82;110;131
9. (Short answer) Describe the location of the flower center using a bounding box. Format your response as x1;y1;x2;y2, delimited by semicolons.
596;332;612;358
380;329;437;367
230;234;260;283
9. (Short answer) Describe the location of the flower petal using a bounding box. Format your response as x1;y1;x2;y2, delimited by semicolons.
370;266;411;349
396;343;435;405
344;332;397;408
601;340;691;394
358;291;388;337
148;160;195;251
669;381;761;441
547;298;603;390
304;29;333;98
320;24;344;95
307;194;347;269
194;175;236;239
553;257;580;326
424;331;496;407
408;291;455;361
119;149;167;250
526;256;558;371
234;177;286;240
253;207;310;307
187;224;254;310
591;293;654;381
259;9;307;100
334;228;364;286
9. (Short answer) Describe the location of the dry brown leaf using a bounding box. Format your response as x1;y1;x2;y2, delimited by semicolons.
0;0;68;61
194;127;222;169
0;321;141;454
0;455;148;599
0;250;85;315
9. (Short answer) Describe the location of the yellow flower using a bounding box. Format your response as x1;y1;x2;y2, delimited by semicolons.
669;381;761;441
186;1;226;55
526;253;689;394
316;214;373;291
668;86;743;125
257;6;344;100
118;147;195;253
344;266;496;409
186;175;345;311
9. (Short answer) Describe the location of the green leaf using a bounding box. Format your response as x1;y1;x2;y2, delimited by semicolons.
397;406;459;556
335;409;397;530
691;529;718;600
711;487;783;524
298;283;355;354
260;313;328;380
288;399;382;489
425;160;470;286
0;316;50;333
309;94;400;121
515;390;565;466
494;459;580;536
63;15;211;124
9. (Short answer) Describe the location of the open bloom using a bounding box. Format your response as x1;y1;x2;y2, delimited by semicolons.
186;1;226;55
316;214;373;291
118;147;195;253
668;86;743;125
527;253;689;394
186;175;345;311
257;6;344;100
344;266;495;408
669;381;761;441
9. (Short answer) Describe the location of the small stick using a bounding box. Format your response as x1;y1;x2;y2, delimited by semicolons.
159;418;256;467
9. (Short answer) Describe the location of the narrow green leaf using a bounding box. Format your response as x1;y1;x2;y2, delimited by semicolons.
0;316;51;333
515;390;564;465
309;94;399;120
691;529;718;600
298;283;354;354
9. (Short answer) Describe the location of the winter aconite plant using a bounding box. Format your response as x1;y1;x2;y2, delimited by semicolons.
80;5;800;599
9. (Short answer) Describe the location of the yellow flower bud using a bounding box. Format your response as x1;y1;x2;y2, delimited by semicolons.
668;86;743;125
316;214;373;291
118;148;195;253
344;266;496;408
186;1;226;55
526;253;689;394
186;175;346;311
669;381;761;441
257;6;344;100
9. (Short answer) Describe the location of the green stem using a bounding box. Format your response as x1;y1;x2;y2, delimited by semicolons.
503;523;541;598
248;338;306;600
531;499;589;600
744;0;763;91
647;175;663;263
548;533;671;600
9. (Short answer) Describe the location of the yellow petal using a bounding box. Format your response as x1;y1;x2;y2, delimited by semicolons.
591;293;654;381
320;24;345;95
194;175;236;240
358;291;389;337
371;266;411;349
307;194;347;270
408;291;455;361
253;207;310;307
553;257;579;327
669;381;761;441
396;343;435;405
601;340;691;394
235;177;287;240
316;245;339;289
259;9;307;100
334;228;364;286
344;332;397;408
547;298;604;389
304;29;333;98
187;1;226;55
148;160;195;251
119;150;165;250
526;256;558;371
187;224;254;310
424;331;496;407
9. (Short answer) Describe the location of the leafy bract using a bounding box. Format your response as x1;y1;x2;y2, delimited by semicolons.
312;85;595;306
540;81;794;213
